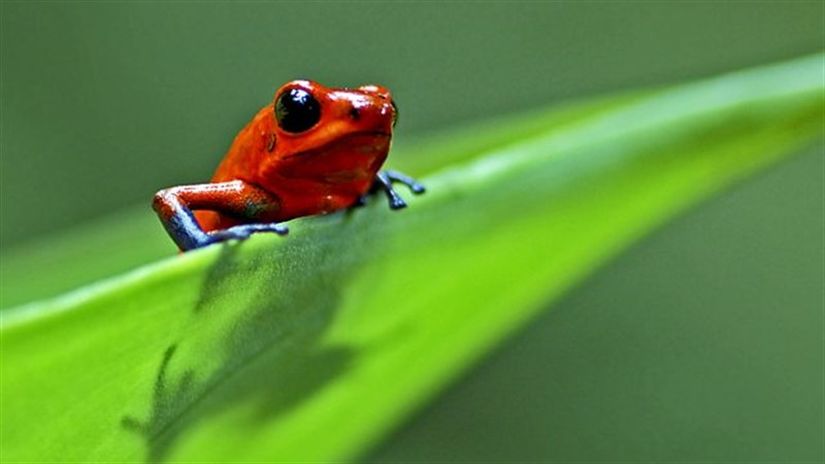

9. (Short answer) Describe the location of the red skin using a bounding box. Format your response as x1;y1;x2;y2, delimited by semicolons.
153;80;413;251
196;80;395;231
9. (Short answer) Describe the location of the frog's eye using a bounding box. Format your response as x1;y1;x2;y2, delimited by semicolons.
275;88;321;133
391;100;398;128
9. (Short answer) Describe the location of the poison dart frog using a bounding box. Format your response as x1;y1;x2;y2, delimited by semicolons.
153;80;424;251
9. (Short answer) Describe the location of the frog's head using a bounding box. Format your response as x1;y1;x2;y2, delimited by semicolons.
270;80;397;161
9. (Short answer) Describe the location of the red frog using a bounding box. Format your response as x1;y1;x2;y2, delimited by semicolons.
153;80;424;251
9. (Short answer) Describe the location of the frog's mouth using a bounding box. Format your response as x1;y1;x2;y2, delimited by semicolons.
284;131;391;160
277;132;392;183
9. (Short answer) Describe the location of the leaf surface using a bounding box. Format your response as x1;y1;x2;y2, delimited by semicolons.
1;54;822;462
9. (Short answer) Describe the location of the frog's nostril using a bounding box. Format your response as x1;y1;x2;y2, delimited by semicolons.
357;84;392;101
349;106;360;120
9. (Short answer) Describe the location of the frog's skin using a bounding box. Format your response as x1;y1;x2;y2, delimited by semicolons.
153;80;424;251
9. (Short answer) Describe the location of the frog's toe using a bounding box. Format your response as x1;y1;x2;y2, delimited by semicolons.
388;197;407;210
243;223;289;236
268;223;289;235
208;222;288;244
384;170;426;194
207;229;249;243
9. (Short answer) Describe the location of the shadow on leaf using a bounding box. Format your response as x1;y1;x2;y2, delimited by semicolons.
122;217;377;462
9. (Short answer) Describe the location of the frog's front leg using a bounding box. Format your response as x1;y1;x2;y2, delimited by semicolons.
153;180;286;251
372;170;426;210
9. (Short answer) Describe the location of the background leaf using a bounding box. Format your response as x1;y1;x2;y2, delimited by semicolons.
1;55;823;462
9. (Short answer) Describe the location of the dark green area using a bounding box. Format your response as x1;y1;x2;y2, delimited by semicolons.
0;2;821;247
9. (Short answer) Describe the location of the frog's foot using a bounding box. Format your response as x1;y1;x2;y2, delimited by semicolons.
384;170;426;194
374;170;426;210
207;222;289;244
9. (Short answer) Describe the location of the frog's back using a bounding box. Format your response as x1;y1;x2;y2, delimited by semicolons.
193;107;274;232
210;106;274;184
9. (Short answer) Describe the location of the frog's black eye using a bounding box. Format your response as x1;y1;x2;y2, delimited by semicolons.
391;100;398;128
275;88;321;133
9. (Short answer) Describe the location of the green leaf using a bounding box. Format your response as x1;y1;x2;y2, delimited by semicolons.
2;54;822;462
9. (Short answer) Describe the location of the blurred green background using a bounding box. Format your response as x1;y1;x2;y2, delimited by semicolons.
1;2;822;461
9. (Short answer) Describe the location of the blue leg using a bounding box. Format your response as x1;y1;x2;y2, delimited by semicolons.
372;170;426;210
384;170;426;194
208;223;288;242
375;172;407;209
153;181;287;251
160;207;213;251
161;210;288;251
